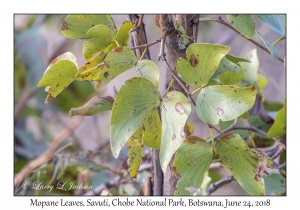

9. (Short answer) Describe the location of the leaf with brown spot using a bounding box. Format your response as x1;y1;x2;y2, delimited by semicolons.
227;15;255;39
60;15;116;39
83;24;115;62
196;85;256;125
160;91;191;172
110;78;160;158
96;47;137;89
37;52;79;103
177;43;231;88
263;173;286;195
127;138;143;178
215;132;265;195
173;136;213;195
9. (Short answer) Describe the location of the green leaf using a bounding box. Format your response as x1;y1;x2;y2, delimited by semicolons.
212;57;243;80
160;91;191;172
83;24;115;62
256;74;268;95
37;52;79;103
96;46;138;89
219;72;243;86
215;132;265;195
257;15;285;36
110;78;160;158
60;15;116;39
177;43;230;88
256;31;279;60
263;173;286;195
196;85;256;125
136;60;160;88
268;98;286;138
15;28;47;91
225;54;250;64
173;136;213;195
127;138;143;178
115;21;134;46
69;95;114;116
132;109;162;149
240;49;259;85
227;15;255;39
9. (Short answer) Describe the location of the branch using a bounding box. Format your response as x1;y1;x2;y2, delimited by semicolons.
194;16;284;63
14;116;84;188
208;125;286;149
130;39;161;50
207;176;235;195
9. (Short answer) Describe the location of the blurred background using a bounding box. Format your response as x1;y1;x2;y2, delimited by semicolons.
14;14;286;195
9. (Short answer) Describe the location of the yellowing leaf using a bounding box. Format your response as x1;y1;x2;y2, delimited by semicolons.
115;21;134;46
110;78;160;158
37;52;79;103
176;43;230;88
268;98;286;138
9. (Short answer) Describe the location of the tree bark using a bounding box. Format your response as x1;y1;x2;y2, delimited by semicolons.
161;14;199;195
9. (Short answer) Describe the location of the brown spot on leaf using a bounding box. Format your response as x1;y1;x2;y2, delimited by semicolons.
217;107;224;117
229;85;234;88
175;102;186;114
113;46;123;52
172;134;176;140
128;128;131;132
190;54;199;67
232;14;239;17
222;132;234;139
104;71;109;78
193;158;197;162
234;90;237;93
60;20;69;30
231;21;234;24
251;85;256;92
56;83;59;87
280;180;284;184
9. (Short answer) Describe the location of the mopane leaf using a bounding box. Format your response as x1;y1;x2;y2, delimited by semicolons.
69;95;114;116
257;15;285;36
132;109;162;149
177;43;230;88
173;136;213;195
263;173;286;195
196;85;256;125
215;133;265;195
160;91;191;172
97;46;138;89
225;54;250;64
127;138;143;178
110;78;160;158
83;24;115;62
37;52;79;103
240;49;259;84
115;21;134;46
227;15;255;39
212;56;243;80
256;31;279;60
136;60;160;88
219;72;243;86
268;98;286;138
60;15;116;39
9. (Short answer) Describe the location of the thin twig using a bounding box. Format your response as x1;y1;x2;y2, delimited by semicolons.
130;39;161;50
207;176;235;195
207;125;286;149
14;116;84;187
194;16;284;63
